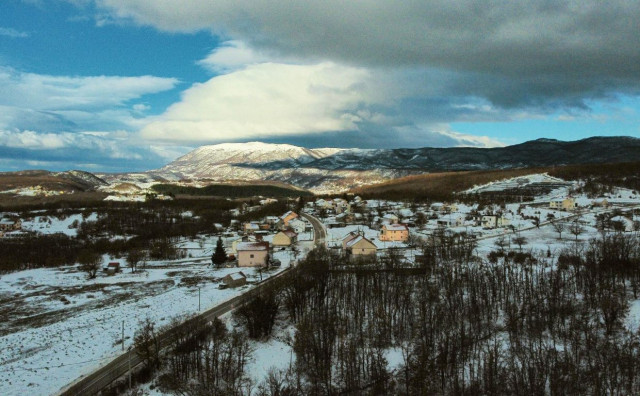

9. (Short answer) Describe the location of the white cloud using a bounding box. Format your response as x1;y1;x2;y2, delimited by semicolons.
0;129;141;158
197;40;273;74
0;27;28;38
132;103;150;112
0;67;178;111
141;62;376;142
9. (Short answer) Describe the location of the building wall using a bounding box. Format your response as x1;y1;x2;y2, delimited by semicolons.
350;240;377;256
238;250;269;267
379;227;409;241
272;233;292;246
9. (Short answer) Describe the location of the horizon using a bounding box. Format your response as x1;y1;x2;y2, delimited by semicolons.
1;2;639;172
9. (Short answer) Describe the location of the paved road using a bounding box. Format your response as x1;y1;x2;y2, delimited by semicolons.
57;214;328;396
300;212;326;246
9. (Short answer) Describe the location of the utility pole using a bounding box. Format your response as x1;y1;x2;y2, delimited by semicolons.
121;320;124;351
198;287;201;312
128;347;131;389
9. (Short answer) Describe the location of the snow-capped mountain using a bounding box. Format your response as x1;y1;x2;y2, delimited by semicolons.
146;137;640;193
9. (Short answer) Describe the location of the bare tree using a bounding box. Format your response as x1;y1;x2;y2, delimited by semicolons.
77;249;101;279
569;219;584;241
512;235;527;251
126;249;145;273
134;317;160;370
552;220;566;240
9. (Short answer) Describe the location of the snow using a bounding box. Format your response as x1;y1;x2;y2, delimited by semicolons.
20;213;98;237
464;173;570;194
0;258;289;396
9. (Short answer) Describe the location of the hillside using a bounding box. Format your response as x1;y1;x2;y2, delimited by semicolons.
152;137;640;193
0;170;107;194
353;160;640;201
151;182;312;198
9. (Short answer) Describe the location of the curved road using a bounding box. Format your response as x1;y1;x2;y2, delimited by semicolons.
57;211;326;396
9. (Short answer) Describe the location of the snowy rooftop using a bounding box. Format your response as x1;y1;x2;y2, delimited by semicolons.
383;224;408;231
236;242;269;251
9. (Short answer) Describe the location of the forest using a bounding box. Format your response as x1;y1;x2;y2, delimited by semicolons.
0;199;287;273
117;227;640;395
151;183;313;198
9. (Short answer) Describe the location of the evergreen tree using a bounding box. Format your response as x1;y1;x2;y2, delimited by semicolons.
212;236;227;266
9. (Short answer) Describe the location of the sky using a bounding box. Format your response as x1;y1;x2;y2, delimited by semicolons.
0;0;639;172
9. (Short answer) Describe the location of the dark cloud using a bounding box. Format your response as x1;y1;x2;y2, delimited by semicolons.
101;0;640;107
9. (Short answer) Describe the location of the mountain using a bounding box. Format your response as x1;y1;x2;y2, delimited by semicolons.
151;137;640;193
0;170;107;193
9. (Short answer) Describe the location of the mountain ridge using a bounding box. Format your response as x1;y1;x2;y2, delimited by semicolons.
149;136;640;193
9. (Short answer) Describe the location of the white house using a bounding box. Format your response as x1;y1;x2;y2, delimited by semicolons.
288;218;307;234
482;215;510;229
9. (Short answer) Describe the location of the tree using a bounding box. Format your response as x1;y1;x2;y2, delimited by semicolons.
77;249;101;279
494;236;507;253
211;236;227;267
126;249;145;273
134;317;160;370
512;235;527;251
552;221;565;240
569;219;584;241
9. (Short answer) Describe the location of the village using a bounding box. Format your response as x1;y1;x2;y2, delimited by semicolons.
1;172;640;395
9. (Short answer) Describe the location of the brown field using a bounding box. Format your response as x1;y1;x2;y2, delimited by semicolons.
352;160;640;201
0;191;108;209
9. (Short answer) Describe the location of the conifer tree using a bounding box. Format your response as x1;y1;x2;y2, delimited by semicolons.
212;236;227;266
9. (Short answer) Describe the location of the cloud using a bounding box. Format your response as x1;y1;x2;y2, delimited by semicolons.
0;27;28;38
197;40;273;74
97;0;640;108
141;62;376;142
0;128;170;171
0;67;178;111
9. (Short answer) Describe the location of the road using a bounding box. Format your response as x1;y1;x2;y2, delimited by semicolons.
57;212;326;396
300;211;327;246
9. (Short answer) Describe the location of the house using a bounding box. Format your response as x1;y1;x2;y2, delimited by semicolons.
0;218;21;231
272;230;298;247
243;222;260;234
342;232;360;249
222;271;247;288
345;235;378;256
381;213;399;224
379;224;409;242
333;198;349;214
103;262;121;275
259;198;278;205
482;215;510;229
550;197;577;211
288;218;307;234
277;211;299;229
236;242;270;267
315;199;333;209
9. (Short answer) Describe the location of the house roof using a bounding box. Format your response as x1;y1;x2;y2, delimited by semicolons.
280;211;297;220
283;230;298;237
0;219;16;225
383;223;408;231
346;235;377;249
342;231;359;242
236;242;269;251
228;272;246;281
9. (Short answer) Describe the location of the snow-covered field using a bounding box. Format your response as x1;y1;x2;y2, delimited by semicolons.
0;247;299;396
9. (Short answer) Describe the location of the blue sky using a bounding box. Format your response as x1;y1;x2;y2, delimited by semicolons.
0;0;639;172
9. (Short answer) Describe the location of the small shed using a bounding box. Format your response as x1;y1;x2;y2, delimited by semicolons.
104;262;121;275
222;271;247;288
